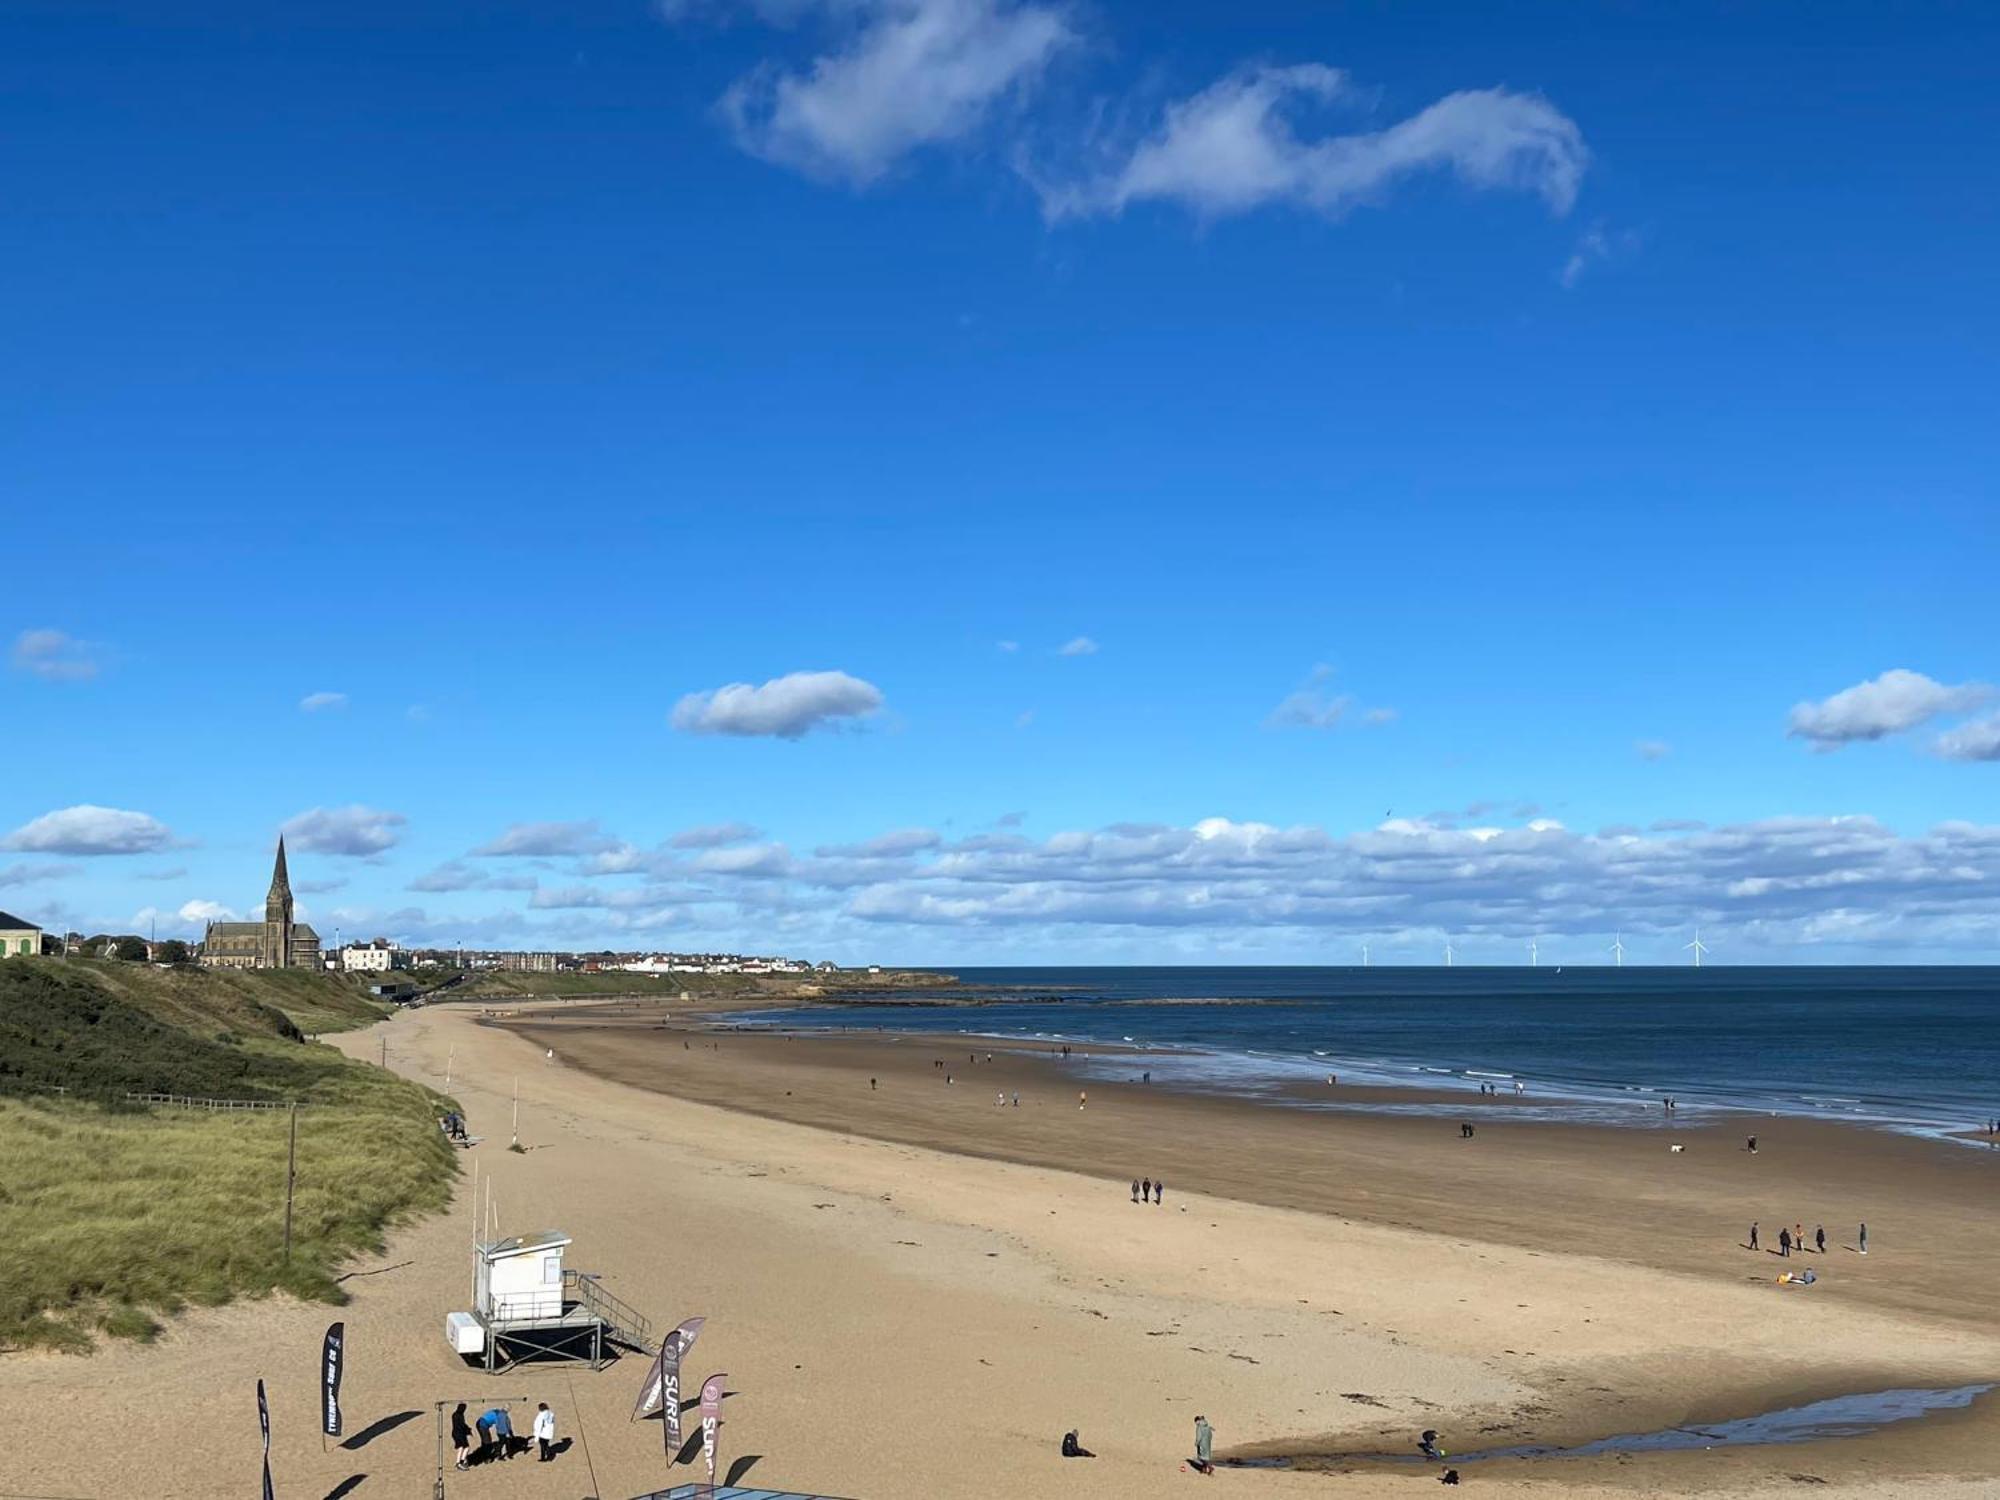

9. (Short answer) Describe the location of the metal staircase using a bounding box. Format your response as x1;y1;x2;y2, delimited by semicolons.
564;1269;657;1354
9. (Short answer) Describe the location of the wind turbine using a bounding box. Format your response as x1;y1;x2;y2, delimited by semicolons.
1685;927;1709;969
1361;942;1370;968
1444;939;1455;968
1528;938;1539;968
1610;932;1625;968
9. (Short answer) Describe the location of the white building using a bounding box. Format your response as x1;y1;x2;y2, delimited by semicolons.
500;951;558;973
340;939;406;973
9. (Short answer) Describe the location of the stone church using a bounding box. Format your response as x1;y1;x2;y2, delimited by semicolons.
200;837;322;970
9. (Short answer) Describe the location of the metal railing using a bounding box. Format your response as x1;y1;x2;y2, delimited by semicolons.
565;1269;656;1351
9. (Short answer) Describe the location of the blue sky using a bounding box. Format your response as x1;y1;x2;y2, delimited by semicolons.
2;0;1995;963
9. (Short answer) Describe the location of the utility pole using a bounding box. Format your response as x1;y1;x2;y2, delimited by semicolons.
283;1103;299;1264
511;1077;519;1149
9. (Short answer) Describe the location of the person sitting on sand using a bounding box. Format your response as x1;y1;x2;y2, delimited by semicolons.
1061;1429;1095;1458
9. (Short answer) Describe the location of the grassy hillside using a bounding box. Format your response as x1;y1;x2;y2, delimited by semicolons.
0;959;453;1351
73;958;392;1036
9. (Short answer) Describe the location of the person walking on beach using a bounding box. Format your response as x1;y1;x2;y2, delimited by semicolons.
1079;1090;1086;1110
1142;1177;1153;1204
1193;1414;1215;1475
1778;1226;1791;1257
1859;1221;1869;1255
1815;1224;1826;1254
1012;1092;1019;1107
452;1404;473;1470
533;1403;556;1462
1747;1134;1758;1154
1749;1221;1759;1252
1132;1179;1141;1203
1153;1179;1163;1205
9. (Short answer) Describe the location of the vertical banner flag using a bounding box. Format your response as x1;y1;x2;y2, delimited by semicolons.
631;1316;704;1458
699;1372;727;1488
256;1378;274;1500
320;1322;346;1438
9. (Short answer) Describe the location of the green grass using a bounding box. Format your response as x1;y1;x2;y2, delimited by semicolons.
27;957;392;1039
0;959;454;1351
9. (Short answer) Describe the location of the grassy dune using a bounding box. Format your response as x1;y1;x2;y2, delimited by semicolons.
0;960;453;1351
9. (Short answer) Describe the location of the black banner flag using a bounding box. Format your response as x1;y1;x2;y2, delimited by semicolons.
320;1322;345;1438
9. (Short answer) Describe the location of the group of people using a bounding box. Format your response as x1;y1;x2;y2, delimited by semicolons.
1748;1220;1866;1256
1128;1176;1165;1204
449;1401;559;1468
438;1111;470;1143
1474;1081;1523;1097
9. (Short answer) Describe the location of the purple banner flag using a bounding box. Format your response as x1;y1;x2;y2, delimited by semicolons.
632;1316;705;1460
699;1372;726;1487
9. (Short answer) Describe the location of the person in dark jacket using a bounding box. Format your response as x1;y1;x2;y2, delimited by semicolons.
451;1404;473;1469
1060;1429;1095;1458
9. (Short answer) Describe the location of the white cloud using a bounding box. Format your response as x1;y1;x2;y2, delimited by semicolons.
996;640;1020;653
579;843;648;875
1;805;176;856
1560;219;1639;288
281;804;407;857
0;861;79;888
1267;664;1393;731
820;812;2000;954
1038;66;1586;223
1636;739;1672;761
10;628;100;681
669;821;764;849
299;691;349;713
178;898;238;923
408;861;479;892
672;669;885;738
713;0;1076;185
1056;636;1098;657
1787;669;1990;750
1936;714;2000;763
814;827;942;859
473;819;621;857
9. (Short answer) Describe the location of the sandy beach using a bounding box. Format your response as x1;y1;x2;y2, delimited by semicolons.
4;998;1998;1500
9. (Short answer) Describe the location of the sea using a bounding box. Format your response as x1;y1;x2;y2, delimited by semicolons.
741;966;2000;1139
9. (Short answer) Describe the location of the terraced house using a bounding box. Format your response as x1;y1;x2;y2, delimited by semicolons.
0;910;42;957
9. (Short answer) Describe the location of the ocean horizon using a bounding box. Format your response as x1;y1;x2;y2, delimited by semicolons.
745;965;2000;1135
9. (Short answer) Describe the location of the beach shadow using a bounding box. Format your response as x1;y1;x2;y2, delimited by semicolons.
341;1410;421;1450
725;1454;765;1486
323;1475;367;1500
550;1437;574;1459
675;1431;705;1466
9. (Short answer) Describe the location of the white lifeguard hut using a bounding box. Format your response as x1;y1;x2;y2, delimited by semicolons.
448;1229;657;1373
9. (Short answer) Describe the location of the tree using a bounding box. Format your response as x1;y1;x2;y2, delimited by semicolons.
155;939;191;965
112;936;148;962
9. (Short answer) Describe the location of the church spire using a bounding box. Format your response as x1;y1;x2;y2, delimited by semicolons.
268;836;292;902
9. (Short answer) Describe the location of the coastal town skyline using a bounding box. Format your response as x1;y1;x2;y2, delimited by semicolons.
4;1;1995;963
